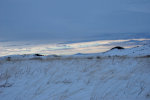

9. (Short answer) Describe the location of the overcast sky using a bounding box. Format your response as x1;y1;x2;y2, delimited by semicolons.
0;0;150;41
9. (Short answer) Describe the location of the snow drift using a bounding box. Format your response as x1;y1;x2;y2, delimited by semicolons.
0;45;150;100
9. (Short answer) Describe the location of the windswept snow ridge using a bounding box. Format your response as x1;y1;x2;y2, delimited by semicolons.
0;45;150;100
102;44;150;56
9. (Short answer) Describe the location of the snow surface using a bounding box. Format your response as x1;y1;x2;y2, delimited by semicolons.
0;45;150;100
102;44;150;56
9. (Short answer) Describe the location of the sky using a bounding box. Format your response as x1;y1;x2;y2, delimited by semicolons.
0;0;150;42
0;0;150;56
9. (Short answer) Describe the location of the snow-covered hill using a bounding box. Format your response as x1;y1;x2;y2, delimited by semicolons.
0;45;150;100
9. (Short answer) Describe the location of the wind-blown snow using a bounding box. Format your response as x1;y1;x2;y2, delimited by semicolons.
0;45;150;100
102;44;150;56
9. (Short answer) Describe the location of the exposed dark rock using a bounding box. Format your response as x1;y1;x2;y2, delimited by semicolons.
34;54;44;56
111;46;124;50
6;57;11;61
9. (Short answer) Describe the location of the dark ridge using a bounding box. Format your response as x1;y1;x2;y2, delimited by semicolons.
75;53;84;55
53;55;61;57
96;56;101;59
145;55;150;57
34;54;44;56
6;57;11;61
111;46;124;50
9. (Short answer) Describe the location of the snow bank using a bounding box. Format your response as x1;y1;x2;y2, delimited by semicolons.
0;45;150;100
102;44;150;57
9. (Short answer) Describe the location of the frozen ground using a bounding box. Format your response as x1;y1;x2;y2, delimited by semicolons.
0;45;150;100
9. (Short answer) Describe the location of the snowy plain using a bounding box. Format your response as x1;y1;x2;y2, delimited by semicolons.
1;0;150;99
0;44;150;100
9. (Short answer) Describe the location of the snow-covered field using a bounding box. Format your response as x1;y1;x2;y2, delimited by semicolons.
0;45;150;100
